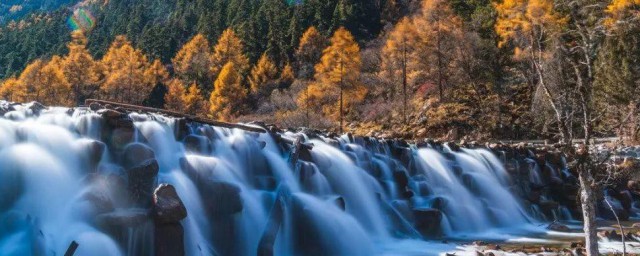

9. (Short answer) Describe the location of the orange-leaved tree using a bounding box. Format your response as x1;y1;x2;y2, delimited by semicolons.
381;17;416;124
209;62;246;121
100;35;155;104
61;30;102;105
211;29;250;85
295;26;326;80
172;34;212;88
249;53;279;102
164;79;187;112
307;27;364;132
183;83;208;116
13;57;73;106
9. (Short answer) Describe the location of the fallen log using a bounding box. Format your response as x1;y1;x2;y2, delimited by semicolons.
64;241;79;256
85;99;267;133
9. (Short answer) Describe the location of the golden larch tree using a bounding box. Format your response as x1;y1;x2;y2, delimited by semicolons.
249;53;279;101
183;83;208;116
279;63;295;88
164;79;187;112
209;62;246;121
0;77;21;102
381;17;416;124
211;29;250;83
14;57;73;106
411;0;464;101
146;59;170;88
62;30;102;105
295;26;326;80
100;35;155;104
172;34;212;87
309;27;365;132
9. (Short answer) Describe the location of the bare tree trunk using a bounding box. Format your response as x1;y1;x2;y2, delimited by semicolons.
578;169;599;256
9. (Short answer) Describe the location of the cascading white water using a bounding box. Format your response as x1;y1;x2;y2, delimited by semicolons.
0;102;547;256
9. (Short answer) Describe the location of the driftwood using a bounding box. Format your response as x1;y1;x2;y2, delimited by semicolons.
64;241;79;256
85;99;266;133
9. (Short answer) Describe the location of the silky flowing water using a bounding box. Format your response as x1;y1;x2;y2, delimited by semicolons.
0;102;632;255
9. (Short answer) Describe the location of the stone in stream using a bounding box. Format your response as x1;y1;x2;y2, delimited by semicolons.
173;118;189;141
412;208;442;237
153;184;187;223
546;222;570;232
123;143;156;169
154;222;185;256
99;108;135;151
183;134;212;154
334;196;346;211
201;180;243;216
128;159;159;206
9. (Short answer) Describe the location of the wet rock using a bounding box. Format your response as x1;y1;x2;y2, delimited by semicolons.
128;159;159;206
100;109;135;151
334;196;346;211
28;101;46;115
202;181;243;216
546;222;570;232
174;118;189;141
393;170;409;195
444;142;461;152
79;140;106;171
89;102;103;111
538;200;559;216
96;208;150;227
123;143;156;169
154;222;185;256
413;208;442;237
184;134;212;154
153;184;187;224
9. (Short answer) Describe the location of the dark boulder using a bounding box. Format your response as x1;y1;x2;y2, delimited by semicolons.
154;222;185;256
202;181;243;216
413;208;442;237
153;184;187;224
128;159;159;206
99;109;135;151
183;135;212;154
546;222;570;232
123;143;156;169
333;196;346;211
174;118;189;141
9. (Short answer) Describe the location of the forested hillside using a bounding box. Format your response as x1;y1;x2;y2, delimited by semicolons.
0;0;76;24
0;0;639;142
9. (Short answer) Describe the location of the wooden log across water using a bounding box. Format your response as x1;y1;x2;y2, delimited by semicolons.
64;241;79;256
85;99;267;133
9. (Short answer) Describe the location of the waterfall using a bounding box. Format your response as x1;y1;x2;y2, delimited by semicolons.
0;102;549;255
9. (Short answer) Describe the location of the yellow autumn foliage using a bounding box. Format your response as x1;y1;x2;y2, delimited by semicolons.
209;62;246;121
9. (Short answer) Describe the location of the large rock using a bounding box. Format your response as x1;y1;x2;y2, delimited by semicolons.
546;222;570;232
128;159;159;206
413;208;442;237
153;184;187;223
99;109;135;151
154;222;185;256
202;181;243;216
78;140;106;171
183;135;212;155
123;143;156;169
